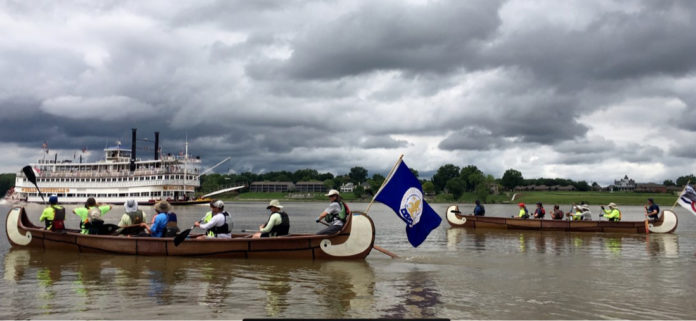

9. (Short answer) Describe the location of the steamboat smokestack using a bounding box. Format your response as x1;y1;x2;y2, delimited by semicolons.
130;128;137;172
154;131;160;160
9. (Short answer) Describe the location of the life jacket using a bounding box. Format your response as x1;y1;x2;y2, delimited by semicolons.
325;201;350;223
208;212;230;236
268;211;290;237
52;206;65;230
127;210;144;225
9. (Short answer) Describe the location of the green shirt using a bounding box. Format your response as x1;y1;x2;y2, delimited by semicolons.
603;208;621;221
260;212;283;234
74;205;111;234
39;205;63;229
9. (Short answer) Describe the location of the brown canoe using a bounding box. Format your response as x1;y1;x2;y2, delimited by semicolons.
5;207;375;259
445;205;678;234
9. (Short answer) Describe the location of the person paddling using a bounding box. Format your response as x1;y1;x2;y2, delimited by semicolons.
601;202;621;222
316;189;350;235
39;195;66;231
645;198;660;222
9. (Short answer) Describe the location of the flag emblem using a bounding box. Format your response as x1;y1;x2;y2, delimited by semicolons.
400;187;423;226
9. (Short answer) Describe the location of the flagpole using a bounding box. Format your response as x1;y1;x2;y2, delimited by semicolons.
671;180;690;210
364;154;404;215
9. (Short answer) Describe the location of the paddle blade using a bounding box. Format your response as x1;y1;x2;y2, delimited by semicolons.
22;165;45;202
22;166;37;184
173;228;192;246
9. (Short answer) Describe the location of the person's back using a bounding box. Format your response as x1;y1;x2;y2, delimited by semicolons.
118;200;146;235
40;196;65;231
551;205;564;220
165;212;179;237
473;201;485;216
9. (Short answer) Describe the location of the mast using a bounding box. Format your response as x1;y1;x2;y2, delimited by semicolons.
184;136;188;199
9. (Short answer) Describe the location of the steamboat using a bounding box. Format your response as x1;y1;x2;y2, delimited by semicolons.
9;129;209;205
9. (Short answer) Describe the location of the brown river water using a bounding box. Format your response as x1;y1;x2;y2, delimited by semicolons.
1;202;696;319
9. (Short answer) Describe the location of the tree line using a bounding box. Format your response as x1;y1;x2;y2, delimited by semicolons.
1;168;695;201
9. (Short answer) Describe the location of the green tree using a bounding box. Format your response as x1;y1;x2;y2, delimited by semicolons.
446;177;466;200
432;164;460;192
501;168;524;190
324;179;336;190
474;183;489;203
676;175;696;186
663;179;675;186
367;174;385;194
349;166;368;184
0;173;15;196
353;185;365;198
422;181;435;195
293;168;319;182
574;180;590;191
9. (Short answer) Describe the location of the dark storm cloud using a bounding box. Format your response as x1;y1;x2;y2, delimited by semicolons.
1;0;695;182
275;0;503;79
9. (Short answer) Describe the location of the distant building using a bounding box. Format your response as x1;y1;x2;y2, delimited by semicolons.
295;181;327;193
340;182;355;193
612;175;636;191
250;181;294;193
635;183;667;193
555;185;576;191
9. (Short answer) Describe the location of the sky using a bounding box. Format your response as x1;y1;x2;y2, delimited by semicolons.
1;0;695;186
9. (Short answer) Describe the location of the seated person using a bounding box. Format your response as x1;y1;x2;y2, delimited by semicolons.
601;202;622;222
533;202;546;219
516;203;529;219
143;200;171;237
117;199;147;235
40;195;66;231
645;198;660;222
551;204;564;220
194;200;231;238
165;212;180;237
473;200;485;216
316;190;350;235
253;200;290;238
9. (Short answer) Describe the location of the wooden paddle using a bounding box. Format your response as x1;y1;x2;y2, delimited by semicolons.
644;205;650;235
22;165;45;202
318;220;398;259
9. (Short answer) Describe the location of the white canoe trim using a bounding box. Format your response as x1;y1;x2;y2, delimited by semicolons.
446;205;466;225
5;208;32;246
649;210;678;233
319;214;373;257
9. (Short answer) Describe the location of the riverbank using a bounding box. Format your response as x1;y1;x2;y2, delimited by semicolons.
217;190;682;206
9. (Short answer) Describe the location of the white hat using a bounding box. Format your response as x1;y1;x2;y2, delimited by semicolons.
210;200;224;209
124;199;138;213
325;189;340;197
607;202;617;208
266;199;283;209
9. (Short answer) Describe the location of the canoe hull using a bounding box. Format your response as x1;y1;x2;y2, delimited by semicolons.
445;205;677;234
5;207;375;259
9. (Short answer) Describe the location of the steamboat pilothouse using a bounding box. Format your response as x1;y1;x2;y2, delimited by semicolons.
11;129;207;205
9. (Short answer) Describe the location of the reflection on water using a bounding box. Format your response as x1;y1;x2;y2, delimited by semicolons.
381;270;442;318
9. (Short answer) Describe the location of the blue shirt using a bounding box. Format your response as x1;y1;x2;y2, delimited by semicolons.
647;204;660;220
150;213;169;237
473;204;485;216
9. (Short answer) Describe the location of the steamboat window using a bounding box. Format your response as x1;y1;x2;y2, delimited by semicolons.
88;193;96;197
119;193;127;197
67;193;75;197
77;194;86;197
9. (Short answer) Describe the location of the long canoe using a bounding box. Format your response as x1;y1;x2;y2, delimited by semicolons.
445;205;678;234
5;207;375;259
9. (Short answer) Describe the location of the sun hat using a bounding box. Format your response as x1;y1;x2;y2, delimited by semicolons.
210;200;224;209
49;195;58;204
607;202;617;208
266;199;283;209
154;200;171;213
325;189;340;197
124;199;138;213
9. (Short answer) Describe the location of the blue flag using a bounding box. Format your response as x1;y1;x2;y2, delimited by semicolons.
374;159;442;247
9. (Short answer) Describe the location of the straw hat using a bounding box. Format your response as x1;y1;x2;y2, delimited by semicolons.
124;199;138;213
266;199;283;209
607;202;617;209
154;200;171;213
325;189;340;197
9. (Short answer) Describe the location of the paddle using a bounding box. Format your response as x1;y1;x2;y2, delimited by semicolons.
317;220;398;259
644;205;650;235
22;165;45;202
173;225;194;246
